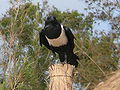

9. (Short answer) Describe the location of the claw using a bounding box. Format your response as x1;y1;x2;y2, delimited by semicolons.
61;62;65;66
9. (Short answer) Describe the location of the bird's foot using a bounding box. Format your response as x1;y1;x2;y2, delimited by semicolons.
61;62;65;66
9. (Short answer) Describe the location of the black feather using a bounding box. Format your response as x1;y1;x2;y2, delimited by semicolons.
63;26;75;51
39;29;50;49
39;16;79;67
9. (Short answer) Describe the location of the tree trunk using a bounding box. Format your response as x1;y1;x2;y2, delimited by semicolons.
94;70;120;90
49;64;74;90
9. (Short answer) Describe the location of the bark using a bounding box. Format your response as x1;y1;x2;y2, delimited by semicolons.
49;64;74;90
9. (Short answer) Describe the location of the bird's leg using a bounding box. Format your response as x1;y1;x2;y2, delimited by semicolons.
50;47;56;59
66;52;79;68
58;53;65;65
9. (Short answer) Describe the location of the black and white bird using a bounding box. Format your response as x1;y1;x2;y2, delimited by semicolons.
39;16;79;67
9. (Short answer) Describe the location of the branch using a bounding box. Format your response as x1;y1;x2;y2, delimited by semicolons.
75;39;107;77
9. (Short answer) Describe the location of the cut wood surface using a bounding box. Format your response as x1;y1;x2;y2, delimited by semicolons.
49;64;74;90
94;70;120;90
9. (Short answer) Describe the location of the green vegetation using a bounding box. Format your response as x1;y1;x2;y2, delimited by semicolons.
0;0;119;89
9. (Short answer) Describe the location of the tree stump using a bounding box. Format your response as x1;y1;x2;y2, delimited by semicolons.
49;64;74;90
94;70;120;90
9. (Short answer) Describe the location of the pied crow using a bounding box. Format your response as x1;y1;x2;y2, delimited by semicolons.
39;16;79;67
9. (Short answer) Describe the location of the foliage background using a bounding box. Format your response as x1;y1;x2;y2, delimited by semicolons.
0;0;119;90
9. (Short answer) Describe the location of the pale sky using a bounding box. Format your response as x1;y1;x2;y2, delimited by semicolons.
48;0;87;13
0;0;10;17
0;0;112;31
0;0;88;17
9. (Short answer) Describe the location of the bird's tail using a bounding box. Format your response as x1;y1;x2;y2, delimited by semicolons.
67;52;79;67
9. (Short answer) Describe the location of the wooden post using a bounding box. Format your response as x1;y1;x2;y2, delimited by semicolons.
49;64;74;90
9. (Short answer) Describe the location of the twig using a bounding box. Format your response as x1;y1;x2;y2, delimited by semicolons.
75;40;107;77
84;82;91;90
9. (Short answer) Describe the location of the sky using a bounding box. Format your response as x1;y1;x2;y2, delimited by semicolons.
0;0;87;16
0;0;10;17
0;0;113;31
48;0;88;13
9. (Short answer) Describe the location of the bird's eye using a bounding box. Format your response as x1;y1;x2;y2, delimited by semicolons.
46;16;56;21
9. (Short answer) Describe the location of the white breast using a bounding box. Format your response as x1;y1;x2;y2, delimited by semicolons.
46;25;68;47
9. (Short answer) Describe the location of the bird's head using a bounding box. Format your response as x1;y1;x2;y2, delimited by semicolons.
44;16;61;39
45;16;58;25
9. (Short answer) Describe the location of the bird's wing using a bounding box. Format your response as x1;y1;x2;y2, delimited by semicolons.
64;26;75;49
39;29;51;50
64;26;75;41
